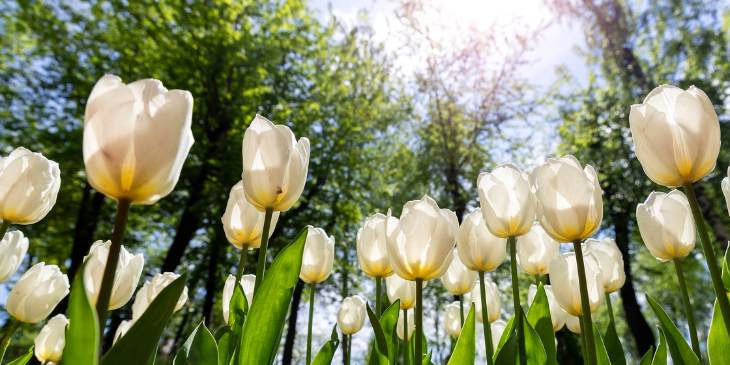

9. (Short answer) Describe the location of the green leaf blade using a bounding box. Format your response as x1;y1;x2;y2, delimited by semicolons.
61;262;99;365
174;321;219;365
645;294;700;365
447;304;475;365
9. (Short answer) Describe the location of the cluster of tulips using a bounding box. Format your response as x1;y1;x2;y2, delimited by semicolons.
0;72;727;365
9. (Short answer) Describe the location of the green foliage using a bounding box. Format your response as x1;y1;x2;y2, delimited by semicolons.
603;319;627;365
652;330;668;365
447;305;475;365
310;326;340;365
6;346;33;365
61;263;98;365
709;245;730;363
637;347;654;365
174;321;219;365
593;326;610;365
526;283;556;364
645;295;700;365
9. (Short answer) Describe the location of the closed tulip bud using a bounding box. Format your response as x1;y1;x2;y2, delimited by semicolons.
338;295;366;335
456;209;507;272
565;315;581;334
396;309;415;341
528;284;567;332
83;75;194;204
549;253;604;316
471;277;501;323
0;230;28;282
132;272;188;321
516;224;559;275
7;263;69;323
83;240;144;310
387;195;458;280
113;320;132;344
221;181;280;250
478;164;536;237
583;238;625;293
241;115;310;212
440;250;476;295
386;274;422;310
357;212;394;278
636;190;696;261
300;226;335;284
444;302;462;338
723;167;730;215
0;147;60;224
491;320;507;349
222;274;255;324
34;314;68;364
629;85;720;187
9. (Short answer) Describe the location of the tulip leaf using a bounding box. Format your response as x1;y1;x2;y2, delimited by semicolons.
593;325;610;365
526;283;556;364
61;262;99;365
102;274;188;365
381;300;400;364
645;294;700;365
216;330;233;365
603;318;626;365
238;228;307;365
493;323;517;365
722;245;730;289
496;316;516;352
708;299;730;364
651;329;668;365
521;308;547;364
6;345;33;365
174;320;219;365
366;303;389;357
311;325;340;365
219;284;247;365
447;304;475;365
637;346;654;365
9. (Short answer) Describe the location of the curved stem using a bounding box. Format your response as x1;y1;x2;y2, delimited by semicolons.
509;237;526;365
235;248;247;283
573;240;596;365
683;183;730;337
478;271;494;365
375;277;382;316
674;259;702;361
415;278;423;365
306;284;316;364
96;198;131;334
0;319;20;363
253;208;274;295
403;308;410;365
459;295;465;325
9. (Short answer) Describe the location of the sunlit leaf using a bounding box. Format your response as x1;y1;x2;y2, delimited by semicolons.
61;262;98;365
311;325;340;365
645;294;700;365
651;329;668;365
447;305;474;365
526;283;556;364
603;318;626;365
6;345;33;365
174;320;218;365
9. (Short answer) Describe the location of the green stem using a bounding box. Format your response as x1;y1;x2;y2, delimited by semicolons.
683;183;730;337
479;271;494;365
415;278;423;365
235;248;247;283
459;295;465;325
375;277;382;316
0;221;10;239
345;334;352;365
604;292;615;327
403;308;410;365
96;198;131;334
509;237;527;365
306;284;316;364
253;208;274;295
578;314;588;362
0;319;20;363
674;259;702;361
573;241;596;365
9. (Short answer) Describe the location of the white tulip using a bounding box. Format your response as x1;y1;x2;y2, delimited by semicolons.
471;277;501;323
83;240;144;310
299;226;335;284
7;263;69;323
530;155;603;242
516;224;560;275
338;295;366;335
34;314;68;364
0;230;28;282
241;115;310;212
222;274;255;324
565;315;581;334
478;164;536;238
131;272;188;321
396;309;415;341
491;319;508;349
386;274;421;310
0;147;60;224
527;284;568;332
357;212;394;278
221;181;280;250
444;301;463;338
636;190;696;261
629;84;720;187
387;195;458;280
440;251;476;295
549;253;604;316
583;238;625;293
83;75;194;204
722;166;730;216
113;320;132;344
456;208;507;273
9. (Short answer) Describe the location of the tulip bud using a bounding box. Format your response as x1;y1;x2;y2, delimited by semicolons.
722;166;730;216
34;314;68;364
132;272;188;321
221;181;280;250
527;284;567;332
549;253;604;316
456;209;507;272
386;274;421;310
531;155;603;242
491;319;508;348
222;274;255;324
440;250;476;295
471;277;501;323
7;263;69;323
241;115;310;212
516;224;559;275
629;84;720;187
565;315;581;334
583;238;625;293
478;164;536;237
338;295;366;335
0;147;60;224
300;226;335;284
113;320;132;344
357;212;394;278
83;240;144;310
444;302;462;338
636;190;696;261
0;230;28;282
396;309;415;341
387;195;458;280
83;75;194;205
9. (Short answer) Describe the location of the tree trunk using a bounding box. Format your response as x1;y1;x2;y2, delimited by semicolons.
202;225;224;326
281;280;305;365
68;184;105;280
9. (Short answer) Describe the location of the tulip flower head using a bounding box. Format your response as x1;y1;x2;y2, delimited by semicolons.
113;320;132;344
0;230;29;282
636;190;696;261
531;155;603;243
83;240;144;310
83;75;194;205
444;301;463;338
491;320;508;349
222;274;255;324
132;272;188;321
629;84;720;187
456;208;507;273
471;277;501;323
723;166;730;216
565;314;582;334
396;309;415;341
440;250;477;295
528;284;568;332
338;295;367;335
221;181;280;250
0;147;60;224
549;253;604;316
477;164;536;238
583;238;626;293
357;212;395;278
7;262;70;323
241;115;310;212
299;226;335;284
386;274;420;310
516;224;560;275
34;314;68;364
